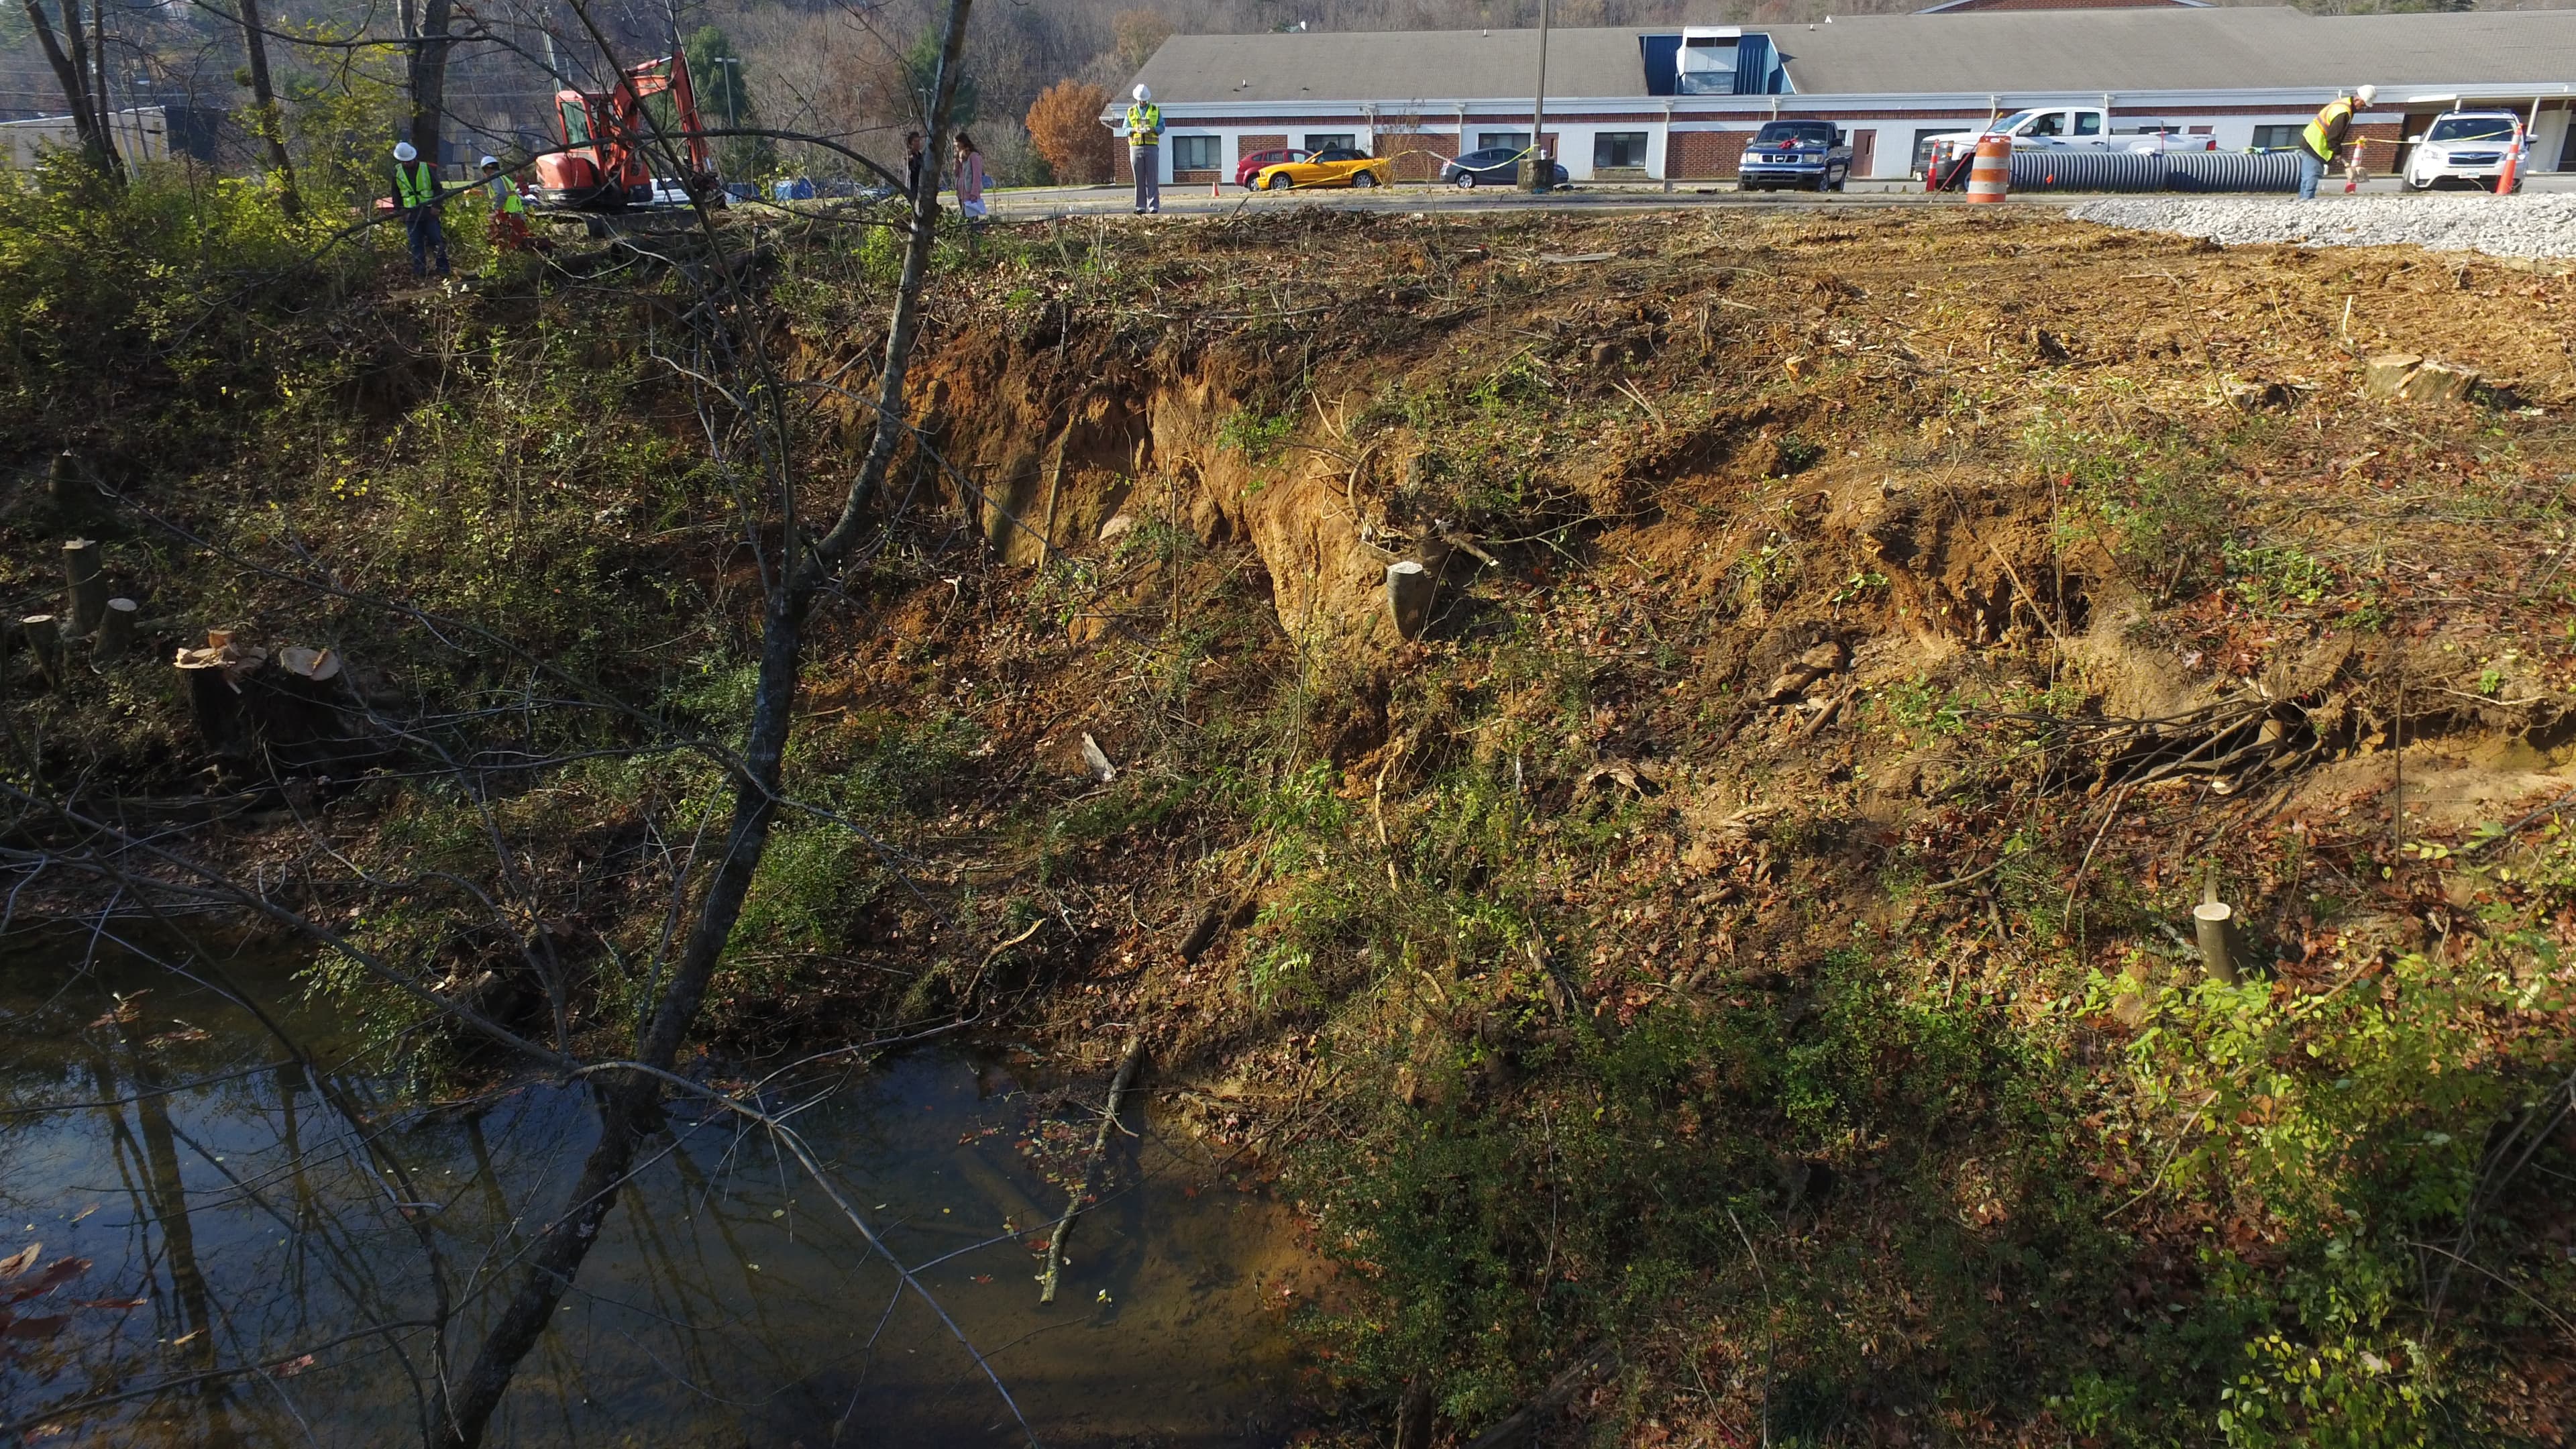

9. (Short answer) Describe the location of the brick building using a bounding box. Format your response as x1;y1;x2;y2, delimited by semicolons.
1108;8;2576;184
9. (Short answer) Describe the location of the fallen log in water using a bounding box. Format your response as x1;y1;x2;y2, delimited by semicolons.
1037;1032;1144;1305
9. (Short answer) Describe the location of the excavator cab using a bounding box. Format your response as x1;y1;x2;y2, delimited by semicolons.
533;52;721;211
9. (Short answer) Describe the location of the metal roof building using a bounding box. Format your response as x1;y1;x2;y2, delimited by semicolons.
1114;7;2576;184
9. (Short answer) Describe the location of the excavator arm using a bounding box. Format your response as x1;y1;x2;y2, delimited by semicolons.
534;50;720;211
610;54;712;180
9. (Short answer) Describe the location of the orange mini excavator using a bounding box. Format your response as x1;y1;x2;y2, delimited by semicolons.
532;52;722;211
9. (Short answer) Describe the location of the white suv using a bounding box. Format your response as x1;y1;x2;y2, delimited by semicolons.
2404;110;2527;193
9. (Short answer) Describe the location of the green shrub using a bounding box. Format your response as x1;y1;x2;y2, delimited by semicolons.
1216;405;1295;461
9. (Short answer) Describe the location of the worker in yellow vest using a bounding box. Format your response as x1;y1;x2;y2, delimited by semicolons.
479;156;537;254
2297;85;2375;201
1123;84;1163;215
391;141;450;278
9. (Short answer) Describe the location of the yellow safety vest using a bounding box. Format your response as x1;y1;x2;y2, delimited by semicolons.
2302;98;2355;162
484;172;525;215
394;160;440;208
1125;102;1162;140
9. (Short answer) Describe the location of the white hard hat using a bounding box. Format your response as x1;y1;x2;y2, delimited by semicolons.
393;141;417;162
1132;84;1150;102
479;154;499;168
2353;85;2377;105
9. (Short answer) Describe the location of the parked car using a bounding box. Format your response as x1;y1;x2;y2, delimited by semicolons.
1441;146;1569;189
1253;146;1394;191
2404;109;2526;192
1236;147;1307;189
1736;120;1852;192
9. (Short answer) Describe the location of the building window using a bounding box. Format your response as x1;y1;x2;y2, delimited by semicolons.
1594;131;1650;169
1303;132;1356;153
1676;34;1738;95
2251;124;2304;151
1171;134;1220;170
1477;131;1531;154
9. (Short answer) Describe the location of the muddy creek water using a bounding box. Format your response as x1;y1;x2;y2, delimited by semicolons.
0;947;1304;1446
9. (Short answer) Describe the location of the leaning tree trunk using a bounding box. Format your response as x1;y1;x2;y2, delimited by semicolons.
232;0;299;213
406;0;452;165
431;1;977;1444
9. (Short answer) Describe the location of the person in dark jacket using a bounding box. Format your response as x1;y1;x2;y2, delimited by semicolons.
904;131;925;203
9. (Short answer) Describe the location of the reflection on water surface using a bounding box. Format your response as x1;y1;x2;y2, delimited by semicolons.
0;948;1302;1446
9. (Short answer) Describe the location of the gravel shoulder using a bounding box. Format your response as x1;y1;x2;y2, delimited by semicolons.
2068;192;2576;258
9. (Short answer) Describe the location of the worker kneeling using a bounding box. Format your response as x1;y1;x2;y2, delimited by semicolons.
480;156;544;254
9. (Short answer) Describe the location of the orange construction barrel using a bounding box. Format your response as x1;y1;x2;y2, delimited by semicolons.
1966;134;2011;204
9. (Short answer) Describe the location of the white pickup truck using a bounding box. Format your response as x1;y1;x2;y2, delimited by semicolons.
1919;106;2210;166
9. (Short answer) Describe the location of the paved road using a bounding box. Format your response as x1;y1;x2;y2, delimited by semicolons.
981;171;2576;221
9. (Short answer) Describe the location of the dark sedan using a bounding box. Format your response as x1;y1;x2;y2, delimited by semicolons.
1737;120;1853;191
1440;146;1570;189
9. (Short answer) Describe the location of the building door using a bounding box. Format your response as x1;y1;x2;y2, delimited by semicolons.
1849;129;1875;178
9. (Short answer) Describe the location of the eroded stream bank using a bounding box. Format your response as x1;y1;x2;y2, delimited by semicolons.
7;191;2576;1445
0;945;1307;1446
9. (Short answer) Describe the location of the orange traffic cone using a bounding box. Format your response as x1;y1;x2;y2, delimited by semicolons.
2497;138;2521;197
1211;178;1221;197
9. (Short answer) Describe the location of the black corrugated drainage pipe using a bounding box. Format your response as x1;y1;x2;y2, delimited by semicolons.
2005;150;2304;193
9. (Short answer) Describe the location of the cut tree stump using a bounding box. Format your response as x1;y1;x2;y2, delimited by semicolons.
1386;559;1436;639
62;539;105;638
46;453;98;522
174;631;261;754
1394;1379;1436;1449
95;598;138;663
2194;901;2237;984
2363;352;2480;405
2399;360;2479;405
18;615;58;684
2362;353;2422;398
172;634;382;774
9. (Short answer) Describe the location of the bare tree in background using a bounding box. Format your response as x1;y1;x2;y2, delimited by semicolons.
403;0;455;160
17;0;125;180
227;0;300;212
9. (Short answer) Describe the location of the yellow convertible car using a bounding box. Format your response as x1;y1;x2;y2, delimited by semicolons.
1252;144;1395;191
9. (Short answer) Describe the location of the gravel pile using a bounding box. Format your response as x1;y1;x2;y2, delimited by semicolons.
2066;193;2576;258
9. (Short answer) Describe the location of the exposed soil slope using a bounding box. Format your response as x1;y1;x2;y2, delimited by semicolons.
6;201;2575;1447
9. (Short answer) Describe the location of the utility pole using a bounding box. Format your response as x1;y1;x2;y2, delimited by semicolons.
714;55;740;128
1522;0;1552;192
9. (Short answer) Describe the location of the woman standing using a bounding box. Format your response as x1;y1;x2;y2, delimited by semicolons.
953;132;988;252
